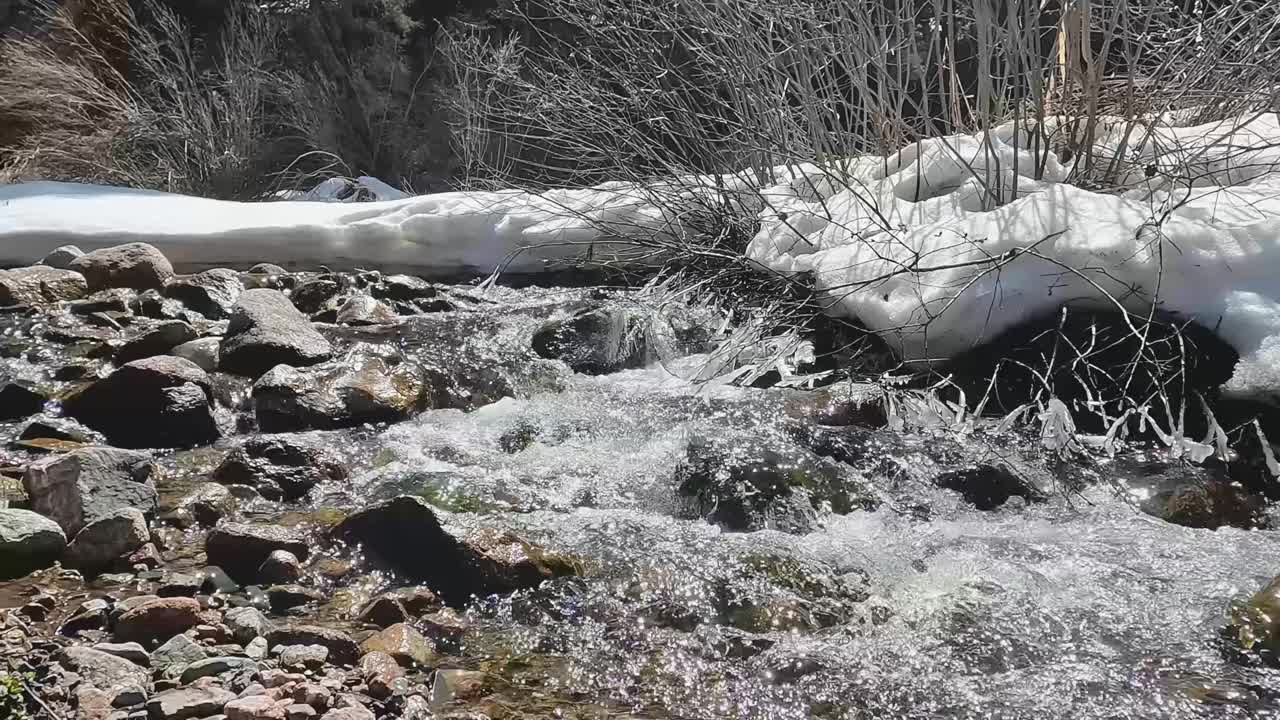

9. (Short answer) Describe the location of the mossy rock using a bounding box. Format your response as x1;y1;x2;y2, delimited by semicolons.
1227;575;1280;663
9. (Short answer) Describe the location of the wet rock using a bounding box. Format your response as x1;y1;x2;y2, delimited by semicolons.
213;435;348;501
0;265;88;305
206;523;310;583
152;634;208;677
267;584;325;612
180;656;259;683
129;541;163;569
220;289;332;377
359;623;434;667
178;483;237;527
22;446;156;537
278;644;328;671
70;243;174;291
356;588;441;628
58;646;148;696
92;641;150;666
170;337;221;372
430;669;488;706
225;694;289;720
146;686;236;720
157;571;203;597
258;550;303;585
371;275;435;302
1228;574;1280;665
60;356;219;448
1131;466;1266;530
17;415;101;445
252;345;426;432
335;295;397;326
330;496;571;606
358;651;404;699
531;306;645;375
417;609;469;652
932;465;1047;510
201;565;242;594
224;607;272;645
288;278;342;314
166;269;243;319
131;289;187;321
70;288;134;315
61;597;111;635
265;626;358;665
64;507;149;573
113;597;203;645
0;507;67;579
116;320;198;364
41;244;85;269
0;380;48;420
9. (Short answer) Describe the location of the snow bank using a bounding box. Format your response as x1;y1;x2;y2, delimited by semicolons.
746;113;1280;399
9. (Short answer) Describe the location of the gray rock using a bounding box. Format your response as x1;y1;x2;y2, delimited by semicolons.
205;522;310;583
146;686;236;720
224;607;272;645
91;641;150;666
267;584;325;612
249;263;288;276
0;508;67;579
213;434;348;501
244;636;269;661
358;651;403;699
288;278;342;314
372;275;435;301
61;597;111;635
179;656;259;684
335;295;397;326
40;244;85;269
60;356;219;448
151;634;207;677
170;337;221;372
69;242;174;291
64;507;150;573
165;269;243;319
286;703;317;720
319;706;375;720
22;446;156;537
113;597;203;645
278;644;328;670
177;482;237;527
252;345;425;432
265;625;358;665
257;550;302;585
220;289;331;377
117;321;198;364
58;646;148;695
131;289;187;320
0;381;48;420
0;265;88;305
531;306;645;375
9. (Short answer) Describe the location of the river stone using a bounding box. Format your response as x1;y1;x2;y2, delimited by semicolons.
252;345;426;432
92;641;150;666
335;295;397;326
430;669;488;707
58;646;148;695
531;306;647;375
116;320;198;364
69;242;174;291
165;269;243;319
0;380;48;420
278;644;329;670
358;651;404;699
113;597;203;645
170;337;221;372
0;265;88;305
22;446;156;537
64;507;150;573
224;606;272;644
289;277;342;314
0;508;67;579
206;522;310;583
220;289;331;377
146;686;236;720
318;706;375;720
180;656;259;683
267;584;325;612
1228;574;1280;664
213;434;348;501
250;263;288;276
931;464;1047;511
258;550;303;585
178;482;237;527
265;625;358;665
152;633;207;676
372;274;435;301
60;356;219;448
225;695;288;720
131;288;187;320
359;623;435;667
40;244;84;269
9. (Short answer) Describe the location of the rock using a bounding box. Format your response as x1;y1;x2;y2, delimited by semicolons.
75;685;114;720
179;483;237;527
61;597;111;635
113;597;203;645
58;646;148;696
932;465;1047;511
318;707;374;720
180;656;259;684
258;551;303;585
129;541;163;569
69;243;174;291
64;507;150;573
252;345;425;432
372;275;435;302
355;596;407;628
290;682;331;710
417;609;469;651
22;447;156;537
430;669;488;707
157;571;202;597
1228;574;1280;665
0;265;88;305
60;356;219;448
0;380;48;420
116;321;198;364
358;623;434;667
146;686;236;720
170;337;221;373
132;289;187;320
225;695;288;720
224;607;272;645
278;644;328;671
249;263;288;276
358;651;404;699
531;306;647;375
69;288;134;315
288;278;342;314
152;634;207;676
220;289;331;377
166;269;243;319
213;435;348;501
330;496;570;605
265;626;358;665
206;523;310;583
201;565;242;594
245;636;269;660
285;704;316;720
41;244;85;269
335;295;397;326
267;584;325;612
92;641;150;666
0;507;67;579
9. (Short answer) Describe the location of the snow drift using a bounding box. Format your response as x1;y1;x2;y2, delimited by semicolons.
3;112;1280;398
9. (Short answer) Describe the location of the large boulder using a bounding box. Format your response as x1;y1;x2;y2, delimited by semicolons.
165;268;243;319
252;345;426;432
220;289;331;377
213;433;349;500
0;265;88;306
22;447;156;537
0;508;67;579
69;242;174;291
61;356;220;448
206;522;310;583
64;507;150;573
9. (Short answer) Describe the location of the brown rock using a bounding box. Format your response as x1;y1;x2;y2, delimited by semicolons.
113;596;203;644
225;694;288;720
358;651;404;699
358;623;435;667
